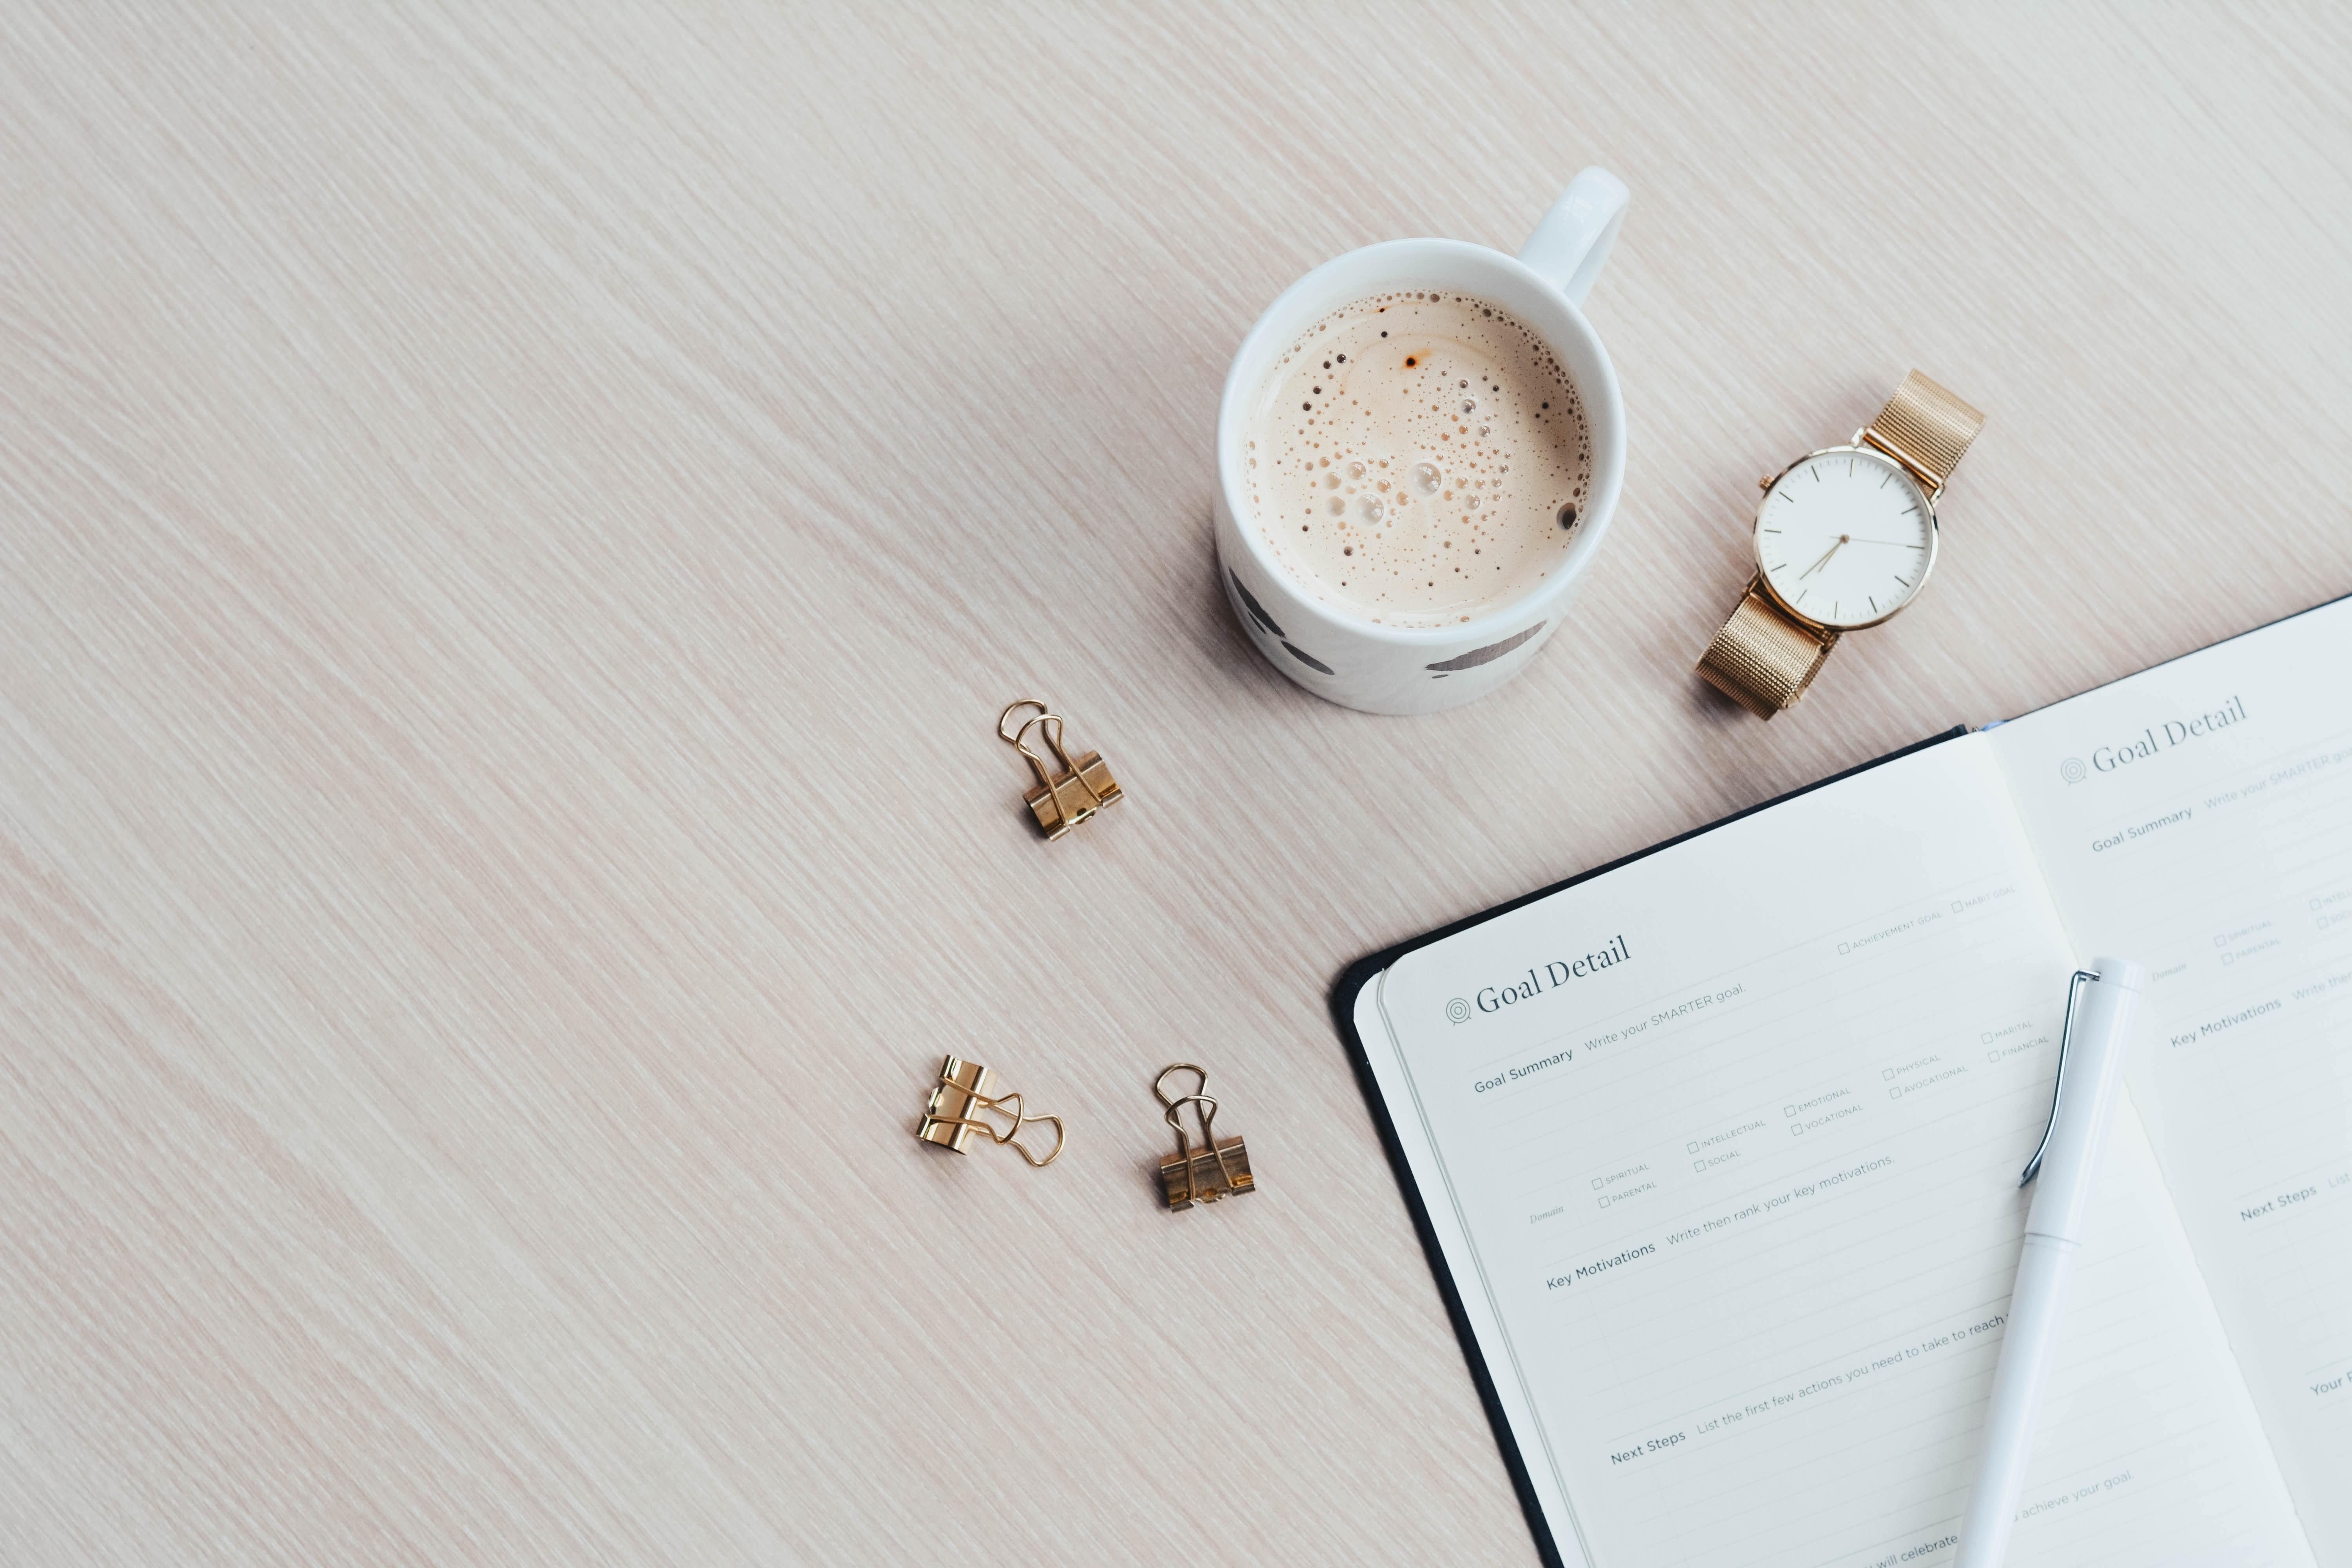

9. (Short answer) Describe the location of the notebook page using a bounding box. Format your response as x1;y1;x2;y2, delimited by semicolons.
1366;734;2308;1567
1989;596;2352;1559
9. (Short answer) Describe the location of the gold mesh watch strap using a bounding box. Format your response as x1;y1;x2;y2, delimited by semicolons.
1860;370;1984;492
1695;584;1837;719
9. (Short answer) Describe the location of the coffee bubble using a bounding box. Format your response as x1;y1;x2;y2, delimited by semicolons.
1362;497;1386;524
1412;461;1443;494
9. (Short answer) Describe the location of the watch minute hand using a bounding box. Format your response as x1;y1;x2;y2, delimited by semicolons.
1796;538;1846;581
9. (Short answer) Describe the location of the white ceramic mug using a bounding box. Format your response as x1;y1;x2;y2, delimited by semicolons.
1214;169;1629;714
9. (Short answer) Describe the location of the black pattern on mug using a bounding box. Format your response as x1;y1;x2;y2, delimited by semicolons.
1427;622;1546;674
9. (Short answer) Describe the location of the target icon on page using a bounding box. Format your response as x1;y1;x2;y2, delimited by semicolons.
1446;997;1473;1024
2060;757;2088;784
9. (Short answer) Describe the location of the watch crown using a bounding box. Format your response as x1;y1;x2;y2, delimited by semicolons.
1758;474;1775;492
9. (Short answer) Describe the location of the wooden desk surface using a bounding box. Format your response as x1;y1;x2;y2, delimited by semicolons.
5;6;2348;1562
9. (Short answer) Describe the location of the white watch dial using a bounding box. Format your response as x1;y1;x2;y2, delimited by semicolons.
1755;449;1935;629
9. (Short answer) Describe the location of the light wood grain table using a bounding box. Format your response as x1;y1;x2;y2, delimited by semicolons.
5;5;2350;1563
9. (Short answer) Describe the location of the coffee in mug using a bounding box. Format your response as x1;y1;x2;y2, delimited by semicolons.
1213;167;1629;714
1243;290;1592;630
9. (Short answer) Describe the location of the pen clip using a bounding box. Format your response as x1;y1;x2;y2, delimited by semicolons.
2020;969;2099;1189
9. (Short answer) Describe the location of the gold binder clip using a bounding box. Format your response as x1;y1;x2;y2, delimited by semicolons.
1154;1063;1255;1210
998;699;1122;840
916;1055;1066;1167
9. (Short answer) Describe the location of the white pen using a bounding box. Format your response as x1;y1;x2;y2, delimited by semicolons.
1955;956;2148;1567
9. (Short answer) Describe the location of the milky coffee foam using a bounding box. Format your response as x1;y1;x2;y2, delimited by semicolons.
1243;292;1590;629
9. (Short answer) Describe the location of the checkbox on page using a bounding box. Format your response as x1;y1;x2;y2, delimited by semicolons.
1791;1124;1806;1136
1592;1177;1604;1190
1693;1160;1707;1173
1889;1088;1902;1101
1882;1068;1895;1080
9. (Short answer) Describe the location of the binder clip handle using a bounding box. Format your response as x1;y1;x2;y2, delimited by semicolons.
1153;1062;1211;1115
917;1056;1067;1167
957;1088;1068;1168
996;698;1048;746
1154;1063;1220;1154
999;699;1095;804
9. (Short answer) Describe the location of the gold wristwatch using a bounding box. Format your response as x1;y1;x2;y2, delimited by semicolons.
1695;371;1984;718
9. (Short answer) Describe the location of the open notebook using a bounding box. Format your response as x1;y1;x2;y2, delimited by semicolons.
1338;595;2352;1566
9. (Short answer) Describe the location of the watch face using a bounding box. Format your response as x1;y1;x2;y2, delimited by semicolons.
1755;448;1936;630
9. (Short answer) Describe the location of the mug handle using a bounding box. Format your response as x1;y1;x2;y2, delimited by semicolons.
1516;167;1629;310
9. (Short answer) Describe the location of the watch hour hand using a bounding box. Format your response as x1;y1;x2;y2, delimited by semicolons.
1796;537;1846;581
